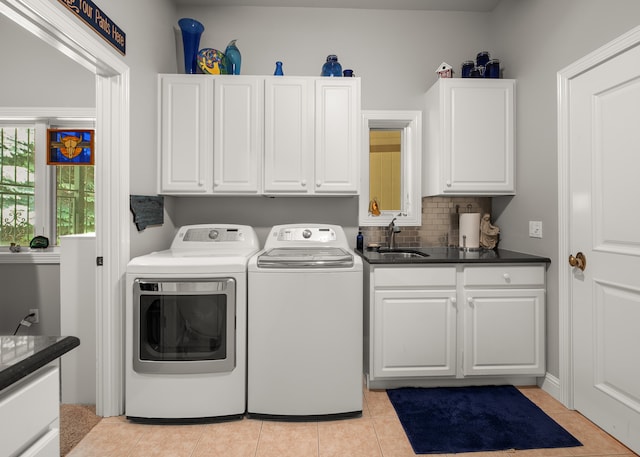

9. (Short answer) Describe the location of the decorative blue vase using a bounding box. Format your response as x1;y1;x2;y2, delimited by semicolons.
274;61;284;76
224;39;242;75
178;18;204;74
321;55;342;77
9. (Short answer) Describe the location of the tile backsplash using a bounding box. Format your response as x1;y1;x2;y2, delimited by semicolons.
359;196;491;249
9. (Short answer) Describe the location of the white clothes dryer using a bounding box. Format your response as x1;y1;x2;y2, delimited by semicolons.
125;224;259;422
247;224;363;420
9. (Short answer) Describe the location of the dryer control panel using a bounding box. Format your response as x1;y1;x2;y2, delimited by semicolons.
182;227;245;242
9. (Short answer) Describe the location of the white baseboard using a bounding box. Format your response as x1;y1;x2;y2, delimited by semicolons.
539;372;565;406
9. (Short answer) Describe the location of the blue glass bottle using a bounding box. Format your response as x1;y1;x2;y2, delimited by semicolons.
274;61;284;76
321;55;342;77
224;39;242;75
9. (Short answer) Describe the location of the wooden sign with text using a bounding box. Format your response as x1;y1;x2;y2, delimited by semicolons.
57;0;126;55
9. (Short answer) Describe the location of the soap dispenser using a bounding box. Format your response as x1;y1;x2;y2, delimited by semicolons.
356;231;364;251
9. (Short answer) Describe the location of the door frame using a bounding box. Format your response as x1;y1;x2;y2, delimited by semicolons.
557;24;640;409
0;0;130;416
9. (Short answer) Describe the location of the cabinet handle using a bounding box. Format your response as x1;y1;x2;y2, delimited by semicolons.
467;297;474;305
301;179;307;187
446;180;452;187
450;296;457;305
316;181;322;187
503;273;511;281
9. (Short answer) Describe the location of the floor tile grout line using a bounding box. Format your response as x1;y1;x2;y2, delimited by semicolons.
252;419;263;457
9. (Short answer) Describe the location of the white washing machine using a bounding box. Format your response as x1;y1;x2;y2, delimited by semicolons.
125;224;259;422
247;224;363;420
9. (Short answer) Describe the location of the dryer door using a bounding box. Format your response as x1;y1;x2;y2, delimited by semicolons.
133;278;236;374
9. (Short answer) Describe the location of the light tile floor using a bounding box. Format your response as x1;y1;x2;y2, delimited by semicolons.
68;386;639;457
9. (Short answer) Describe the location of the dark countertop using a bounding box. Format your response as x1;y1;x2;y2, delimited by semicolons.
358;247;551;265
0;335;80;391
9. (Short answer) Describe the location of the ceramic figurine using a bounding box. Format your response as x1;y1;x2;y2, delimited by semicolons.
369;198;381;216
480;213;500;249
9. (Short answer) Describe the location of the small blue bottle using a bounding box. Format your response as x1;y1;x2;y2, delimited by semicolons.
274;61;284;76
321;55;342;77
356;231;364;251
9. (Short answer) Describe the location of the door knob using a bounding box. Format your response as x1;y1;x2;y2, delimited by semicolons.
568;252;586;271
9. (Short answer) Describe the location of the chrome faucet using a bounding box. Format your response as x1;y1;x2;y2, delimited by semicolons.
388;217;401;250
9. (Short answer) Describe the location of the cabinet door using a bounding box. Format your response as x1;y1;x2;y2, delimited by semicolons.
159;75;212;193
213;76;262;193
373;289;457;378
263;77;314;193
443;79;515;194
463;288;545;376
314;79;360;193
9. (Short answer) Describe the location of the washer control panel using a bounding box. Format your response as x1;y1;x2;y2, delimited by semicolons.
275;227;337;243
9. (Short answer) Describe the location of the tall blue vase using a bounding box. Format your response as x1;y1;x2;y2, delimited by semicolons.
178;18;204;74
224;39;242;75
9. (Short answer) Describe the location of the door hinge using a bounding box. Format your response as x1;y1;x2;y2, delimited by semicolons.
96;256;104;266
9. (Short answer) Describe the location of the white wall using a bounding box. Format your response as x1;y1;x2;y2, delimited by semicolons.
176;6;492;110
0;14;95;106
0;264;60;335
489;0;640;378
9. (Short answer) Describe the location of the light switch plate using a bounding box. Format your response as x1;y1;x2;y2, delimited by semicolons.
529;221;543;238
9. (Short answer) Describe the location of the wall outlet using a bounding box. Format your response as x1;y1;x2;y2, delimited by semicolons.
28;308;39;324
529;221;543;238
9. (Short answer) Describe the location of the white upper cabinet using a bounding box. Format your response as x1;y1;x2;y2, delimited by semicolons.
314;79;360;194
158;75;212;194
213;76;262;194
158;74;360;196
423;79;515;196
263;77;314;193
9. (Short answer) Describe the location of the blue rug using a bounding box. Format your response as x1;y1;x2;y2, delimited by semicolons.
387;385;582;454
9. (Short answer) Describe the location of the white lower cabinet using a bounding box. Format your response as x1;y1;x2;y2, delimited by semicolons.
0;366;60;457
374;289;457;378
462;265;546;376
365;263;546;387
462;288;545;376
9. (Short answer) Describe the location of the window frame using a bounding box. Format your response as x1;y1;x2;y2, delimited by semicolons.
0;108;95;247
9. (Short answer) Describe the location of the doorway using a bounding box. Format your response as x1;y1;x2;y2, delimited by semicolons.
0;0;130;416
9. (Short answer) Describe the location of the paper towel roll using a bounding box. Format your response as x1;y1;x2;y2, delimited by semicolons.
459;213;480;249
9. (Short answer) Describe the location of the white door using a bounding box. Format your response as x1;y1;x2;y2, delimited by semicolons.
567;31;640;452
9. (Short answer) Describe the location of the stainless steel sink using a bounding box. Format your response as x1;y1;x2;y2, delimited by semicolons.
377;250;429;259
